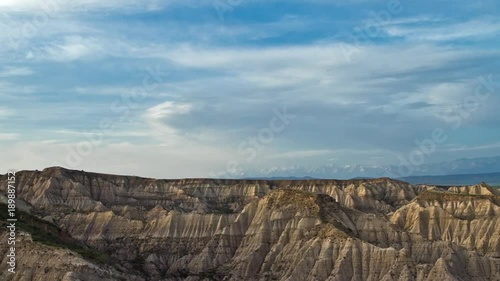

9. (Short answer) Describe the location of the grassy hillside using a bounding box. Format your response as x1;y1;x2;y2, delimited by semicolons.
0;203;109;264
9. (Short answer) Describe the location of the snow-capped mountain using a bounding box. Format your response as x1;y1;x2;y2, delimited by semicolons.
243;156;500;179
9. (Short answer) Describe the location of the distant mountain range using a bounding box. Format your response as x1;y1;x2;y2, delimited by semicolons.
245;173;500;186
400;172;500;186
249;156;500;180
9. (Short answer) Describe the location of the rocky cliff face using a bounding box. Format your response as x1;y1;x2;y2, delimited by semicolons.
1;167;499;281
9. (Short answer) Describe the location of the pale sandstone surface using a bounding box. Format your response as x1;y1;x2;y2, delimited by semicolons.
0;167;499;281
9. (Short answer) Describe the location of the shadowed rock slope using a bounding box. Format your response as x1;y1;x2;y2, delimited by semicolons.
1;167;499;281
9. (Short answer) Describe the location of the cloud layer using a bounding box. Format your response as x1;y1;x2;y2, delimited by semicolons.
0;0;499;178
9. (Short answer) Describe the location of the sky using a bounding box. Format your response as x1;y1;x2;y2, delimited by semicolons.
0;0;499;178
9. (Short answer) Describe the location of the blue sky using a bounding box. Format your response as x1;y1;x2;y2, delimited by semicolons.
0;0;499;178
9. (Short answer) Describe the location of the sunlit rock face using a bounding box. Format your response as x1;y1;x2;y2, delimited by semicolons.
1;167;499;281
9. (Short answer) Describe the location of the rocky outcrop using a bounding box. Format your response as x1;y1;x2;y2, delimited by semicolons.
0;167;499;281
0;232;144;281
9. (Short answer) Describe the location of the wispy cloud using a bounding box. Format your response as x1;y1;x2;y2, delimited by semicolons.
0;133;19;140
382;18;500;42
267;150;337;159
0;0;177;12
0;66;33;77
142;101;194;145
446;142;500;152
1;0;499;177
28;36;105;61
0;108;15;119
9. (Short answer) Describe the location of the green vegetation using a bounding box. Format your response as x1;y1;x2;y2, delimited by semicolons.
0;203;109;264
267;189;320;214
130;255;146;273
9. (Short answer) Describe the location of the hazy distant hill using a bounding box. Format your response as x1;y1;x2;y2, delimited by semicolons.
400;172;500;186
245;173;500;187
250;156;500;179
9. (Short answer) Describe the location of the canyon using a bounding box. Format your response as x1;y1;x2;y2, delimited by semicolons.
1;167;499;281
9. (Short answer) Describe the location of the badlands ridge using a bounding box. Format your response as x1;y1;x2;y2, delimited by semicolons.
1;167;499;281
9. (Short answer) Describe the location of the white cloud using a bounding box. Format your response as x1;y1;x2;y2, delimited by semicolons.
0;108;15;119
0;0;173;12
163;44;348;71
267;150;337;159
376;15;442;26
0;140;237;178
143;101;194;145
146;101;192;120
1;4;498;177
31;36;104;61
46;129;150;138
158;42;493;106
0;67;33;77
445;142;500;152
0;133;19;140
383;18;500;42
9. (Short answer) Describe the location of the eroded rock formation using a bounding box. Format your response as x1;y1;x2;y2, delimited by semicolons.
1;167;499;280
